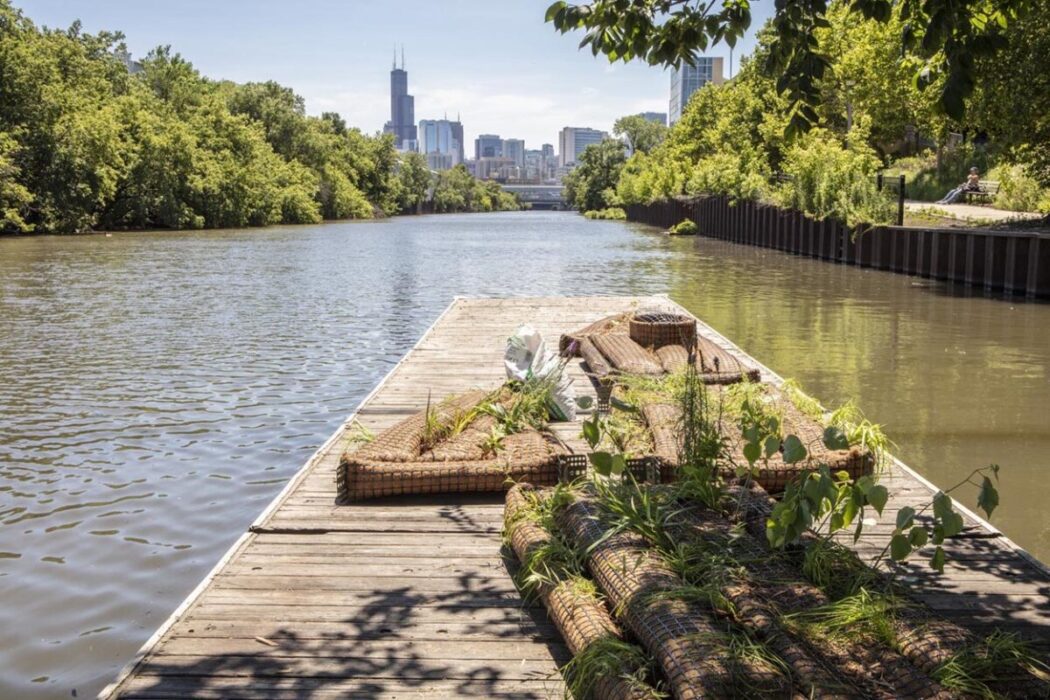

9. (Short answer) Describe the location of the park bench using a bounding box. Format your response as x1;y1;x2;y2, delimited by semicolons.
962;180;1000;205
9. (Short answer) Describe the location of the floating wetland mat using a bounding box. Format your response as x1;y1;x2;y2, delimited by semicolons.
101;297;1050;699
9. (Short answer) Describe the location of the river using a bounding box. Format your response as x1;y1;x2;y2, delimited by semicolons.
1;210;1048;698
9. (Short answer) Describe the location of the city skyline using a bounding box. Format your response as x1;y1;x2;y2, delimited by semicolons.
17;0;772;149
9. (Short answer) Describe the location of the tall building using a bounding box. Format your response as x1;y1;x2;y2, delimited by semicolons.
383;48;417;150
541;143;554;159
558;127;608;167
418;117;463;170
638;112;667;126
474;134;502;160
450;118;465;165
502;139;525;168
669;57;724;124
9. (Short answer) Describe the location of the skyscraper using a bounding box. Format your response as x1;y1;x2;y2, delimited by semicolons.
558;127;608;167
502;139;525;168
474;134;502;160
669;56;724;124
449;117;465;165
383;47;417;150
419;117;463;170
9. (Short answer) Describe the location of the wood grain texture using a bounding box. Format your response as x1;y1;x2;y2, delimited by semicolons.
103;296;1050;699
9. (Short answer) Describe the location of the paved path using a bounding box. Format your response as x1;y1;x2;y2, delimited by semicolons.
905;200;1044;223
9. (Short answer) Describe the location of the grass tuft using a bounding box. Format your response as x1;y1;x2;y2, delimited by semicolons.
933;631;1050;699
562;636;657;699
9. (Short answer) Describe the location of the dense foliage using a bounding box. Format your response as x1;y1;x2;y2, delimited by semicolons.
546;0;1030;133
0;2;517;234
432;165;522;213
589;2;1050;224
562;139;628;212
612;115;667;154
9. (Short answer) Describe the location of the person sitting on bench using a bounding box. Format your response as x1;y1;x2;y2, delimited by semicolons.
937;167;982;204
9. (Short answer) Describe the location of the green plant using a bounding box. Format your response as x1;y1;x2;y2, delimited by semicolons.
674;362;726;510
932;631;1050;699
346;419;375;448
583;206;627;220
827;400;893;465
786;588;902;648
801;537;878;598
562;636;655;700
591;477;681;553
987;163;1050;213
668;219;698;235
517;536;587;597
481;425;506;457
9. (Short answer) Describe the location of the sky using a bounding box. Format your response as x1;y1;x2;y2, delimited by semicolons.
18;0;773;151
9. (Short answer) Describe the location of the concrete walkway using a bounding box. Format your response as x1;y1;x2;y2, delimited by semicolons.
904;200;1044;223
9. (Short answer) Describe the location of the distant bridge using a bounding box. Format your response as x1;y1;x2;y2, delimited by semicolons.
500;184;568;210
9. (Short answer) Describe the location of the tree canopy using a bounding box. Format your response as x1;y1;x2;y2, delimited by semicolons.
613;115;668;154
0;1;516;234
546;0;1032;133
563;139;628;211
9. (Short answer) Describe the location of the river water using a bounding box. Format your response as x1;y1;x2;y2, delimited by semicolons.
1;211;1047;698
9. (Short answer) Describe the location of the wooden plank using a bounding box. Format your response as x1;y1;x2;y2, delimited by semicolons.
104;295;1050;700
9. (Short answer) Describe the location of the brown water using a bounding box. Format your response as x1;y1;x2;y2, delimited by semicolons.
0;211;1047;698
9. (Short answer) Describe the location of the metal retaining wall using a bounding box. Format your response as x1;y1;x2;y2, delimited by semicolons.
627;197;1050;299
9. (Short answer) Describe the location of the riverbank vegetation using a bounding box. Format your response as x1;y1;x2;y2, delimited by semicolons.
553;1;1050;225
0;2;518;234
582;207;626;220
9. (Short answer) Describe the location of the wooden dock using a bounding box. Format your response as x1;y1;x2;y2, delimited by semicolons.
102;296;1050;699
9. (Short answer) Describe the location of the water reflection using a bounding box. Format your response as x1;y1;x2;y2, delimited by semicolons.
0;211;1047;697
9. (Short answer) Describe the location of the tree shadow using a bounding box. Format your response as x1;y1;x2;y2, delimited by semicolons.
115;519;568;698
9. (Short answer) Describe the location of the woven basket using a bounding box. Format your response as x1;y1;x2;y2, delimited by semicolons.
629;312;697;350
631;385;875;494
561;313;759;384
339;393;565;501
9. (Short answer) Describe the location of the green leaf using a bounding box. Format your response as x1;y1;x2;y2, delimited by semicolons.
743;441;761;466
909;527;928;548
782;435;807;464
610;454;626;476
822;425;849;450
890;533;912;561
930;546;946;573
932;491;953;520
589;451;612;476
896;506;916;531
830;511;845;533
764;435;781;458
977;476;999;518
582;415;601;449
867;485;888;515
942;511;965;538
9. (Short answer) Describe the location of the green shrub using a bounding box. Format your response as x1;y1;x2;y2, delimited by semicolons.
775;128;895;226
583;207;627;220
987;164;1050;213
668;219;698;235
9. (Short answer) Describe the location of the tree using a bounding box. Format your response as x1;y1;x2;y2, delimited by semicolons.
0;132;32;232
397;151;433;213
563;139;627;211
969;2;1050;185
613;114;667;154
546;0;1031;132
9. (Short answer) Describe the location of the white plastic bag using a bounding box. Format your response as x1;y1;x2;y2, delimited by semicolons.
504;325;577;421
